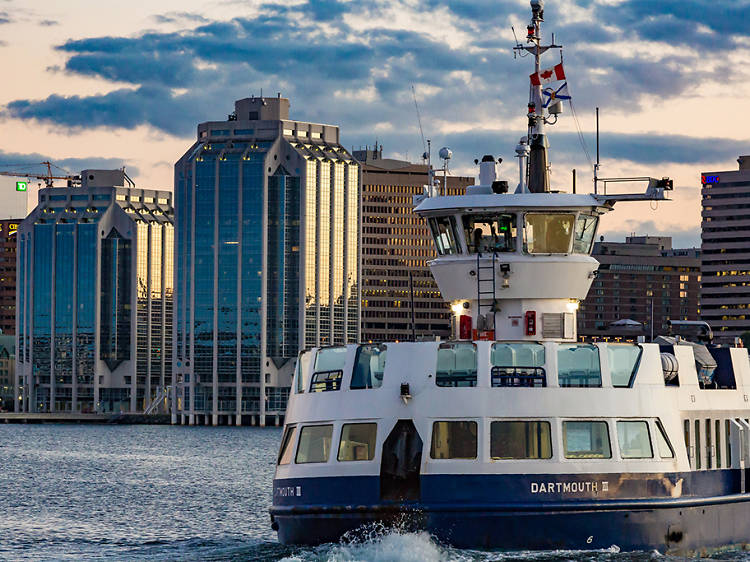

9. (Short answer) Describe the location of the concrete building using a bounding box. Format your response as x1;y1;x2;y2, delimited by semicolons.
578;236;701;341
0;335;14;411
701;156;750;342
0;219;21;336
15;170;173;413
174;95;360;426
356;147;473;342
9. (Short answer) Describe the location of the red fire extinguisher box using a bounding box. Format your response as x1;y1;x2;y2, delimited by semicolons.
459;315;472;340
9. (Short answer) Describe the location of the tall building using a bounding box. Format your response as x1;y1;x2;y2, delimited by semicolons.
0;335;14;411
0;219;21;335
701;156;750;342
15;170;174;413
356;147;473;342
174;95;360;426
578;236;701;340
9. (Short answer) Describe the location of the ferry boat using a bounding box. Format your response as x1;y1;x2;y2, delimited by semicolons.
270;1;750;553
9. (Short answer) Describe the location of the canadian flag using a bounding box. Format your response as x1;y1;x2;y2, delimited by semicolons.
530;63;566;86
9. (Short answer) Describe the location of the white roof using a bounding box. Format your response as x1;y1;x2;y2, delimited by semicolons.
414;192;611;214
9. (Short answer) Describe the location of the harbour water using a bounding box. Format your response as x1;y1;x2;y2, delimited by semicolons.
1;423;748;561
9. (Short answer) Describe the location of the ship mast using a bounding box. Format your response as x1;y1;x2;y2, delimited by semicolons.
514;0;561;193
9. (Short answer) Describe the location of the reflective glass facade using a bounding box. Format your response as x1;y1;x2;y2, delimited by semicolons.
15;179;173;413
174;96;360;425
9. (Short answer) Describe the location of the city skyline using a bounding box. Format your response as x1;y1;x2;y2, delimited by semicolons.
0;1;747;247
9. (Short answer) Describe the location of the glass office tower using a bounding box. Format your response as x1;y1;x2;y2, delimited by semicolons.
174;95;360;426
15;170;174;413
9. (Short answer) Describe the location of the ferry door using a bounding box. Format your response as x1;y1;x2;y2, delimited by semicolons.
729;419;750;493
380;419;423;502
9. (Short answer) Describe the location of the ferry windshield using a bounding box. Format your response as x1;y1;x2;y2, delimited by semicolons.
572;214;599;254
524;213;575;254
428;216;460;255
462;214;517;253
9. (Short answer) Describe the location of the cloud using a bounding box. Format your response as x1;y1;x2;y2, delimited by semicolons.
0;150;138;178
39;19;58;27
3;0;747;167
0;11;10;24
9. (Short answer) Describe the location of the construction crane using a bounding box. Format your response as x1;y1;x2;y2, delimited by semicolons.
0;161;81;188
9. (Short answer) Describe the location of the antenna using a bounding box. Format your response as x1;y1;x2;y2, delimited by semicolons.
411;85;428;164
594;106;600;194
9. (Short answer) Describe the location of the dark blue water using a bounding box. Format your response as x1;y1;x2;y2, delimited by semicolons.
1;424;749;561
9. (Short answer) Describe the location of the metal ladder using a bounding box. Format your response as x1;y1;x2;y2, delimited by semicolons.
144;387;167;415
476;252;497;329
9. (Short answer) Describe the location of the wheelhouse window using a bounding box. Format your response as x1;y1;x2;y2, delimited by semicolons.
462;213;517;254
430;421;477;459
572;214;599;254
491;421;552;459
563;421;611;459
436;342;477;387
608;344;642;387
524;213;575;254
617;420;653;459
277;425;297;465
338;423;377;461
655;420;674;459
295;350;313;393
310;347;346;392
428;216;460;255
558;344;602;387
295;424;333;463
351;344;386;389
490;342;546;387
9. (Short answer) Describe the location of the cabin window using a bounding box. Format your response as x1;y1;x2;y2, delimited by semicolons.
277;425;297;465
726;420;732;468
310;347;346;392
616;421;653;459
428;216;460;255
490;421;552;459
563;421;611;459
295;424;333;463
490;342;546;387
294;350;313;393
557;344;602;387
572;214;599;254
694;419;702;470
655;420;675;459
705;419;713;469
462;213;517;254
436;342;477;387
338;423;377;461
523;213;575;254
684;419;692;467
351;344;386;389
715;419;722;467
430;421;478;459
607;344;642;387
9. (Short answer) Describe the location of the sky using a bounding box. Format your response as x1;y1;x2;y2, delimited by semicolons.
1;0;748;247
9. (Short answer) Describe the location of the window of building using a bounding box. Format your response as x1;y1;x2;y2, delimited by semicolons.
338;423;377;461
617;420;653;458
277;425;297;465
558;344;601;387
436;342;477;387
351;344;386;389
490;420;552;459
296;424;333;463
607;344;642;387
563;421;611;459
462;213;517;253
572;214;599;254
490;342;545;387
428;216;460;255
524;213;575;254
430;421;477;459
